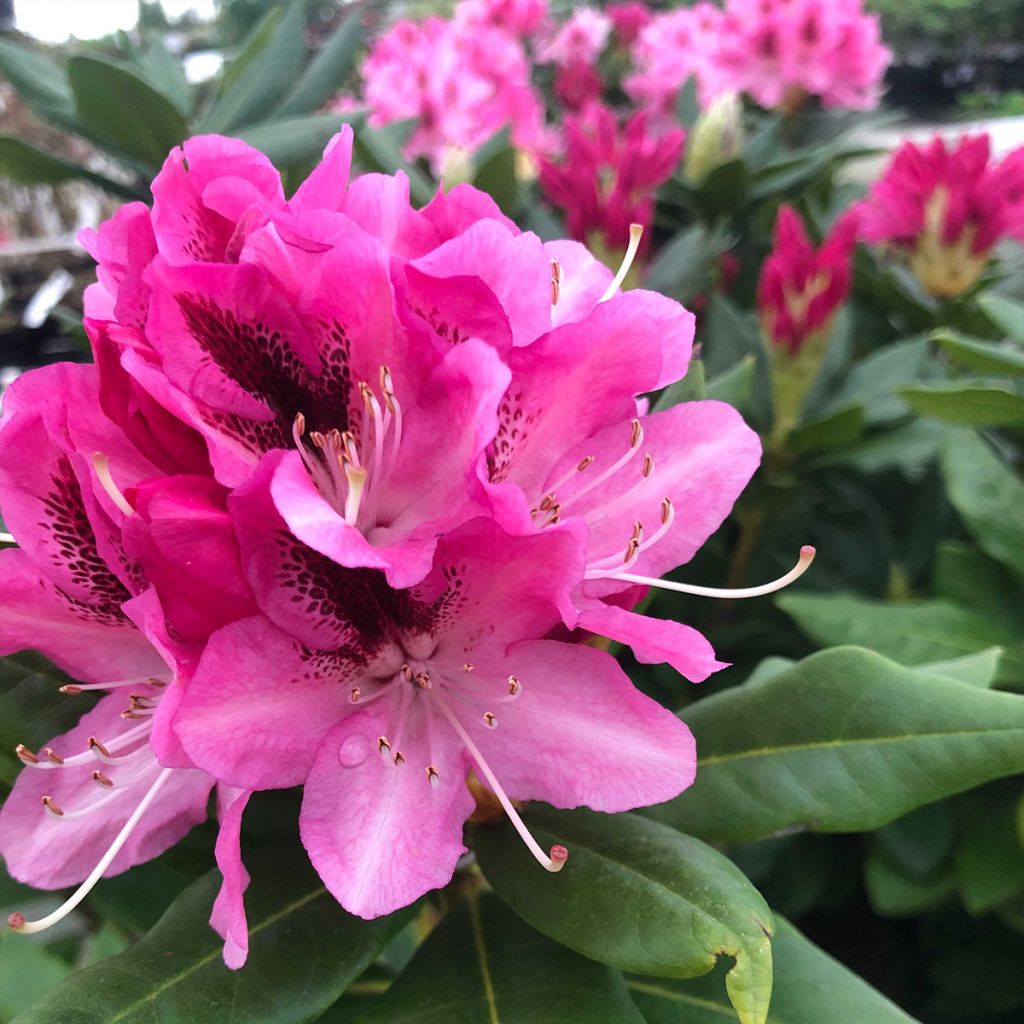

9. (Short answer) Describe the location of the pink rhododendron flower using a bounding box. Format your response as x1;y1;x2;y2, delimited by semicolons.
360;14;545;175
537;7;611;66
716;0;890;112
539;102;684;257
624;4;728;122
859;135;1024;297
2;127;814;942
0;364;253;963
758;205;859;354
456;0;548;37
608;2;652;48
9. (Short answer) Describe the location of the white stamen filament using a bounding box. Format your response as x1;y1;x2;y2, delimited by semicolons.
613;546;816;598
21;722;152;770
432;687;566;873
599;224;643;303
61;676;165;693
9;767;173;935
559;421;643;514
585;499;676;577
91;454;134;516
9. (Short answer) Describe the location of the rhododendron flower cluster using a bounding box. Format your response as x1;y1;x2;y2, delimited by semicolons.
714;0;890;112
359;12;545;176
859;134;1024;298
538;102;684;257
0;127;818;966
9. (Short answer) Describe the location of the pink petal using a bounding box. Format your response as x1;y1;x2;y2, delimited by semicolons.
577;603;726;682
299;707;474;918
543;239;614;327
460;639;696;811
210;786;252;970
0;691;212;889
171;616;353;789
288;128;354;213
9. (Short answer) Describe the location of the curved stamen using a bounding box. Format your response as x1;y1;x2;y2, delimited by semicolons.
431;687;566;873
599;224;643;303
21;723;152;770
613;546;816;598
585;498;675;577
9;767;173;935
559;421;643;515
91;454;134;516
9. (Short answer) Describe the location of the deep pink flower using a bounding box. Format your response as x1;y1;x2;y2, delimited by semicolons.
758;205;859;354
859;135;1024;296
360;14;546;174
608;2;652;48
0;364;249;958
539;102;684;256
456;0;548;37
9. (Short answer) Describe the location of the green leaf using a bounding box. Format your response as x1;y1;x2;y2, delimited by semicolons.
628;916;920;1024
353;893;645;1024
898;381;1024;427
643;225;727;307
814;419;943;475
276;11;363;118
932;329;1024;376
864;844;955;917
0;930;72;1020
787;403;866;455
475;807;773;1024
915;649;1004;688
202;3;305;133
954;789;1024;914
777;593;1017;665
67;56;189;169
473;144;519;216
0;38;75;126
707;355;756;409
0;135;142;199
932;540;1024;635
12;846;410;1024
0;652;97;788
653;360;706;411
978;291;1024;343
648;647;1024;842
941;430;1024;580
134;40;191;118
676;77;701;130
235;113;360;171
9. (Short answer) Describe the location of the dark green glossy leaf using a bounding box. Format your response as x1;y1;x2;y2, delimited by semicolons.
707;355;756;409
898;382;1024;427
134;40;191;118
352;893;644;1024
67;56;189;169
202;3;304;133
475;808;773;1024
0;38;75;126
276;11;363;118
954;789;1024;914
12;846;410;1024
473;145;519;216
628;916;920;1024
932;540;1024;635
648;647;1024;842
941;430;1024;580
932;329;1024;376
0;929;71;1021
653;360;706;411
917;649;1004;688
788;404;865;455
0;135;141;199
643;225;727;307
864;844;955;917
978;292;1024;343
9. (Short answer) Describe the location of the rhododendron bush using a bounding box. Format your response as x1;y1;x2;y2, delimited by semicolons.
0;3;1022;1024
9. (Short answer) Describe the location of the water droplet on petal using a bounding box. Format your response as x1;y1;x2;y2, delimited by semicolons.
338;733;370;768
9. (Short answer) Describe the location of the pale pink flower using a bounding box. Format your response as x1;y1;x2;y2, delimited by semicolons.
455;0;548;37
360;15;545;174
624;5;729;122
537;7;611;66
859;134;1024;296
716;0;890;111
